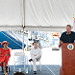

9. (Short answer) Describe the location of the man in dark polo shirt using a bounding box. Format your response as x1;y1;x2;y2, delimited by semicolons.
59;25;75;47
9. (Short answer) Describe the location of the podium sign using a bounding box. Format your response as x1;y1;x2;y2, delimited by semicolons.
60;43;75;75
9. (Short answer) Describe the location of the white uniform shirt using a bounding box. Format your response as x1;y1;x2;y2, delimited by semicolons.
30;47;41;60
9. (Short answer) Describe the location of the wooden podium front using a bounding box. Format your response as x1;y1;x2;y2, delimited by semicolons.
60;43;75;75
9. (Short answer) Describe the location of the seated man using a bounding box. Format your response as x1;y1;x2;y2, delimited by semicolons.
29;41;42;74
0;41;11;75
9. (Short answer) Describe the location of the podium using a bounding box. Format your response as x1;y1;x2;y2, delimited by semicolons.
60;43;75;75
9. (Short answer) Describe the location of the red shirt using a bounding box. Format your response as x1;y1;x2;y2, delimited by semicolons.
0;48;10;57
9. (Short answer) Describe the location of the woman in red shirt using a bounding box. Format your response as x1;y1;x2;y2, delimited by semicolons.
0;41;11;75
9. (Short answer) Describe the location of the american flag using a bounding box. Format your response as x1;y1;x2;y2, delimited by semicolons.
73;17;75;31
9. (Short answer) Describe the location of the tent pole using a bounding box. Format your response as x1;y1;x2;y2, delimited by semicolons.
22;0;25;70
22;0;25;51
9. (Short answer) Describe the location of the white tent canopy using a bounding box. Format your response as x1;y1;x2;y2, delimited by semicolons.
0;0;23;31
0;0;75;31
0;0;22;25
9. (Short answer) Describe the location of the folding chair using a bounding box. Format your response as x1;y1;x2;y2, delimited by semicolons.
13;52;25;73
30;59;41;71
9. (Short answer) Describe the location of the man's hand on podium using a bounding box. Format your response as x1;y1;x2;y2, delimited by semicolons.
59;40;63;47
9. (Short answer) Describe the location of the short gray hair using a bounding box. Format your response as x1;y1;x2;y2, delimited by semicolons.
66;24;71;28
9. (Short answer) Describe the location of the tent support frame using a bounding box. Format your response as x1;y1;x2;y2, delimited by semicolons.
22;0;25;71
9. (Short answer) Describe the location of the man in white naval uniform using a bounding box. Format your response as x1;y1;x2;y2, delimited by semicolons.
29;41;42;74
